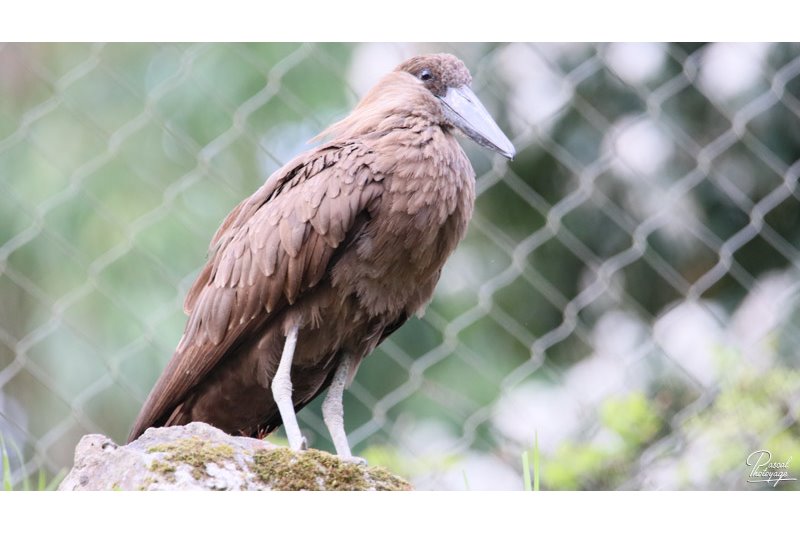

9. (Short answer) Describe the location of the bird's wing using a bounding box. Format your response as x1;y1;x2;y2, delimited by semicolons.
128;141;385;441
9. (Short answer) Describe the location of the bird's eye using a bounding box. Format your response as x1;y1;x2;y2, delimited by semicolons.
419;69;433;81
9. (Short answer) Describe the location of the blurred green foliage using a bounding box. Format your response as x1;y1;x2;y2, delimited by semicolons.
542;357;800;490
544;392;663;489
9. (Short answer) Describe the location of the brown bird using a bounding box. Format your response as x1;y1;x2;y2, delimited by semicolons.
128;53;514;460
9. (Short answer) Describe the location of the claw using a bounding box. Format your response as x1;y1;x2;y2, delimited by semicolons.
340;455;368;466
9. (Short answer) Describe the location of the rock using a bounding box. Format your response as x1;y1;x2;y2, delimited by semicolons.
58;422;411;491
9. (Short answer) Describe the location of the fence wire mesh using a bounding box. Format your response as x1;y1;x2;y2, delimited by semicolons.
1;42;799;490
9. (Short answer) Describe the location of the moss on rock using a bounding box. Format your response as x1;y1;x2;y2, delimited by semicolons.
147;436;236;481
252;448;411;491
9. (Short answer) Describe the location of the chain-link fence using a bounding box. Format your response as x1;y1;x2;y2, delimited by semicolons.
1;42;799;490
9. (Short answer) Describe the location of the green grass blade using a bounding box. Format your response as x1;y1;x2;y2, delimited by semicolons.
522;450;532;491
1;434;63;491
462;470;471;491
8;438;29;490
1;437;12;491
44;470;66;491
533;431;540;491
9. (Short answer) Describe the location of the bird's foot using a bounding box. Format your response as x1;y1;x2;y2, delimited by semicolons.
288;434;308;452
339;455;368;466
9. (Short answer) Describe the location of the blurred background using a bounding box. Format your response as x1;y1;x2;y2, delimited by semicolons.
1;42;799;490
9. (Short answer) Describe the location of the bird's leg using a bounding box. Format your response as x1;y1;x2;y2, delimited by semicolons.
322;353;366;464
272;324;307;451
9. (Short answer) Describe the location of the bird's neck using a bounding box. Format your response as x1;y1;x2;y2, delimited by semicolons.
316;73;440;142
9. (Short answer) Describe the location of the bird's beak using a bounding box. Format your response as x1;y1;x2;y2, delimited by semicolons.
439;85;515;160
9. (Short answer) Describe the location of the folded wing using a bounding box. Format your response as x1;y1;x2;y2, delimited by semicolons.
128;141;384;442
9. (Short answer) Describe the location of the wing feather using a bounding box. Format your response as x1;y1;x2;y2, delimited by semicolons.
128;141;384;442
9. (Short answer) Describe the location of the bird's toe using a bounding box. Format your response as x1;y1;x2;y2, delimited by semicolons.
340;455;368;466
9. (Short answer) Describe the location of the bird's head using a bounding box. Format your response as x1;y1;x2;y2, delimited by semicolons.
318;53;515;160
396;53;515;160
